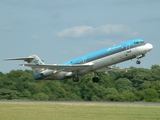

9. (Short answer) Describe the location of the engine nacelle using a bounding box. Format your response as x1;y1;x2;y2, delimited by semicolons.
40;70;55;76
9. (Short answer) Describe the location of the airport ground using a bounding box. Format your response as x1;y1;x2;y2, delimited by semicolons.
0;101;160;120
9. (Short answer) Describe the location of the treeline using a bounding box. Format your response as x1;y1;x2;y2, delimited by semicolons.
0;64;160;102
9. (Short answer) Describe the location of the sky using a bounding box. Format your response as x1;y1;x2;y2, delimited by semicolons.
0;0;160;73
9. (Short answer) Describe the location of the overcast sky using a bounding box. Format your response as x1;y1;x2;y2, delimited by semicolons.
0;0;160;73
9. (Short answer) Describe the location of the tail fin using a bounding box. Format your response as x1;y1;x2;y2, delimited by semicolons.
5;55;45;74
26;55;45;74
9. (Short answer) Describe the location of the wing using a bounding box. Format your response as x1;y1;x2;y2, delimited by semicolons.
96;66;128;73
20;64;92;72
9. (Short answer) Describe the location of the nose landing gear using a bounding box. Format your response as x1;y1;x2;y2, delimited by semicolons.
136;60;141;64
136;54;145;65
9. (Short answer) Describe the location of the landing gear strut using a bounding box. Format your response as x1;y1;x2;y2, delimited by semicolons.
73;71;79;82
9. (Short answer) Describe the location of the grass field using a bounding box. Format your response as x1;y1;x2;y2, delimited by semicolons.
0;101;160;120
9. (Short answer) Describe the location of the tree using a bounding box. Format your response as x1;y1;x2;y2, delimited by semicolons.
119;90;139;102
98;73;115;88
103;88;119;101
151;65;160;80
115;78;133;92
143;88;159;102
32;93;49;100
0;66;159;102
153;81;160;94
0;89;21;100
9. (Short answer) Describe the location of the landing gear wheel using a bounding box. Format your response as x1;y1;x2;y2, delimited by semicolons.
73;77;79;82
92;77;99;83
136;60;141;64
73;71;79;82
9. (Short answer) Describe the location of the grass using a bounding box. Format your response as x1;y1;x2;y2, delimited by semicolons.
0;101;160;120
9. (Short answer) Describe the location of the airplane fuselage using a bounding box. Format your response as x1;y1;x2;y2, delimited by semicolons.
38;39;153;80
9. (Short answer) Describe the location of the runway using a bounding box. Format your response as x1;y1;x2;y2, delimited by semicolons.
0;100;160;106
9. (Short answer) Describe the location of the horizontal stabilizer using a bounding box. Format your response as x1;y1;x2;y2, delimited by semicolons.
4;57;34;62
20;63;92;72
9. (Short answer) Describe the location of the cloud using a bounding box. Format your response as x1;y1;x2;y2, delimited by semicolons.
55;24;138;38
96;24;129;35
56;25;93;38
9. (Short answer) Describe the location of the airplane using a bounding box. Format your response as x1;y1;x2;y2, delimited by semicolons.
5;39;153;82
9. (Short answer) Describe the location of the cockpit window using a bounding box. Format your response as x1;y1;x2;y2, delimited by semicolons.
140;41;145;43
134;41;145;44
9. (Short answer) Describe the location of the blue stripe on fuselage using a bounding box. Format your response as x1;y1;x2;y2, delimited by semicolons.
62;39;145;65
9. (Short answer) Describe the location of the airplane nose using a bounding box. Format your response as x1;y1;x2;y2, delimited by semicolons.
146;43;153;52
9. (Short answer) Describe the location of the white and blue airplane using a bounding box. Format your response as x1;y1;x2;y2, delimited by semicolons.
5;39;153;82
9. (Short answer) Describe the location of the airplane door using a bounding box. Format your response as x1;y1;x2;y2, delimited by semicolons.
82;57;86;64
126;43;131;55
125;43;138;57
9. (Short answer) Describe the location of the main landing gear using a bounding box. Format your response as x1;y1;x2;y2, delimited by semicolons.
92;77;99;83
73;72;79;82
72;72;100;83
92;72;100;83
73;75;100;83
73;76;79;82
